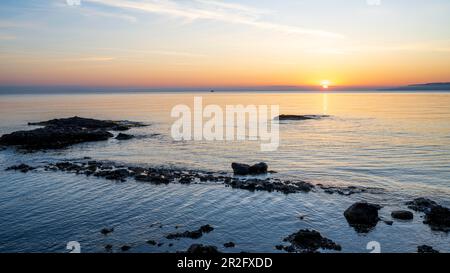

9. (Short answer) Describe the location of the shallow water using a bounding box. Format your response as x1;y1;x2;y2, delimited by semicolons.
0;92;449;253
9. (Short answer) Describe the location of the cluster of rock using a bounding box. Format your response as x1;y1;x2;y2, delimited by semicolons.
406;198;450;232
6;160;317;195
318;184;384;196
166;225;214;240
0;117;146;150
277;229;341;253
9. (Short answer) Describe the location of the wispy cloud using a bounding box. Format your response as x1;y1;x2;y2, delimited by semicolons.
99;47;206;57
84;0;344;38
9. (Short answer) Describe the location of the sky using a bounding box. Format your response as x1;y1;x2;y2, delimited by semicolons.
0;0;450;89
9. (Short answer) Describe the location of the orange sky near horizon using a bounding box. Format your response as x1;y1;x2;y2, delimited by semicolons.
1;1;450;88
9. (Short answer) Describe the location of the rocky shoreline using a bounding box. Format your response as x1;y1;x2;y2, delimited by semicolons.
1;117;449;253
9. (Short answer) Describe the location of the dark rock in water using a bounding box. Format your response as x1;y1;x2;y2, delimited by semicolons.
199;224;214;233
120;245;131;252
391;210;414;220
344;202;381;233
0;116;146;151
100;227;114;235
0;127;113;150
146;240;157;246
226;178;314;194
231;162;268;175
115;133;134;140
417;245;439;253
282;229;341;253
28;116;145;131
5;164;35;173
275;115;329;121
94;169;131;182
166;225;214;240
406;198;438;213
104;244;113;251
186;244;220;254
224;242;235;248
319;184;383;196
423;205;450;232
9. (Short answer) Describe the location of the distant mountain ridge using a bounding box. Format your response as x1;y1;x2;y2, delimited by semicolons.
382;82;450;91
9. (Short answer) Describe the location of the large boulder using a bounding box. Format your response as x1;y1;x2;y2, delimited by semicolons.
231;162;268;175
423;205;450;232
391;210;414;220
344;202;381;233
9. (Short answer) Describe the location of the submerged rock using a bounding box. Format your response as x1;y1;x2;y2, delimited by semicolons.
120;245;131;252
344;202;381;233
186;244;220;254
224;242;235;248
28;116;145;131
391;210;414;220
5;164;35;173
275;115;330;121
406;198;438;213
231;162;268;175
115;133;134;140
282;229;341;253
100;227;114;235
166;225;214;240
417;245;439;253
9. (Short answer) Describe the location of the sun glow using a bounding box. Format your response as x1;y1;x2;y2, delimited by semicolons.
321;80;330;89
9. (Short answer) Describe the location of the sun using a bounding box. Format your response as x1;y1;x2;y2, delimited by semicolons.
321;80;330;89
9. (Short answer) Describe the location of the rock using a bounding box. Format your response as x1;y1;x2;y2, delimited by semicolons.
100;227;114;235
283;229;341;253
224;242;235;248
231;162;268;175
120;245;131;252
417;245;439;253
384;220;393;226
275;115;329;121
146;240;157;246
115;133;134;140
344;202;381;233
423;205;450;232
319;185;383;196
199;224;214;233
5;164;35;173
0;116;146;151
406;198;438;213
104;244;113;251
186;244;220;254
166;224;214;240
0;127;113;150
391;210;413;220
95;169;131;181
28;116;145;131
275;245;284;251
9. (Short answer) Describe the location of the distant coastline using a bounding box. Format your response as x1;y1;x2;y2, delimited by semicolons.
1;83;449;95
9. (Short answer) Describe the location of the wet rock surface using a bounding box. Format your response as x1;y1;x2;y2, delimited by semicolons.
281;229;341;253
344;202;381;233
391;210;414;220
223;242;235;248
0;116;146;150
275;115;330;121
5;164;35;173
318;184;384;196
186;244;220;254
406;198;438;213
8;159;319;195
231;162;268;175
406;198;450;232
115;133;134;140
166;225;214;240
417;245;439;253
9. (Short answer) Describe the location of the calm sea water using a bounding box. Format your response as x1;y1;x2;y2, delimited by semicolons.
0;92;449;253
